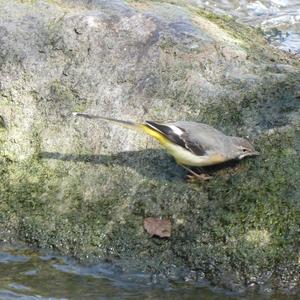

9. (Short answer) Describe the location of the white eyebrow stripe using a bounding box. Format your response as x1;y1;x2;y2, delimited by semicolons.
168;125;184;136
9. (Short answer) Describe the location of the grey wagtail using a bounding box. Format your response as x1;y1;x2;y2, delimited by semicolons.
73;112;259;180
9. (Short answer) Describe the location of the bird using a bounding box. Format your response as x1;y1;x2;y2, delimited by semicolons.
73;112;259;181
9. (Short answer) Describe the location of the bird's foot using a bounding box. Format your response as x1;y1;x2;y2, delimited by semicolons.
180;165;212;182
186;172;212;182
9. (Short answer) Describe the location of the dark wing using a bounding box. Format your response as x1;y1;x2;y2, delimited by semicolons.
145;121;205;156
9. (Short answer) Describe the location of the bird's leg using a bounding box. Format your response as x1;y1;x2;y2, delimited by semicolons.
179;165;212;182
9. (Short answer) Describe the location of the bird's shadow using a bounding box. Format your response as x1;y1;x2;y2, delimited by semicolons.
40;149;241;182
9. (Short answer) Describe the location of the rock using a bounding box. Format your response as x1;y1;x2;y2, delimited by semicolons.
0;0;299;293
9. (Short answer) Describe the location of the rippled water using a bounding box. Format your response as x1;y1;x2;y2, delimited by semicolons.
193;0;300;53
0;244;299;300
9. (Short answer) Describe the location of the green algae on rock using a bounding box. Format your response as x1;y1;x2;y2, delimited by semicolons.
0;0;299;293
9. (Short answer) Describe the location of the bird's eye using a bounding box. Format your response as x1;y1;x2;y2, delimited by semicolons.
242;148;248;152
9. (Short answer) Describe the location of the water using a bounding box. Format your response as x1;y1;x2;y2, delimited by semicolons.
193;0;300;53
0;244;299;300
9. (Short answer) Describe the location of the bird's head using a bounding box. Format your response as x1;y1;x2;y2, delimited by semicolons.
230;137;259;160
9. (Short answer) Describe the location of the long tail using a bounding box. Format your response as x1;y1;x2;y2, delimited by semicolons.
73;112;141;130
73;112;169;145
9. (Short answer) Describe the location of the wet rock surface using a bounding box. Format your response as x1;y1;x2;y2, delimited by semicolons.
0;0;299;293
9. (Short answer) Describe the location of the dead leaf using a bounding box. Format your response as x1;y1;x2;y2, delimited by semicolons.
143;217;171;238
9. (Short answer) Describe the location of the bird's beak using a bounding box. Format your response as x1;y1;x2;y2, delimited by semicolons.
238;151;260;160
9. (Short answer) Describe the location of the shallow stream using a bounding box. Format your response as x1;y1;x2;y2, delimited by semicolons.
195;0;300;53
0;244;298;300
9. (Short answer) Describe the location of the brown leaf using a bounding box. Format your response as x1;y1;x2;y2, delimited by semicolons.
143;217;171;238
